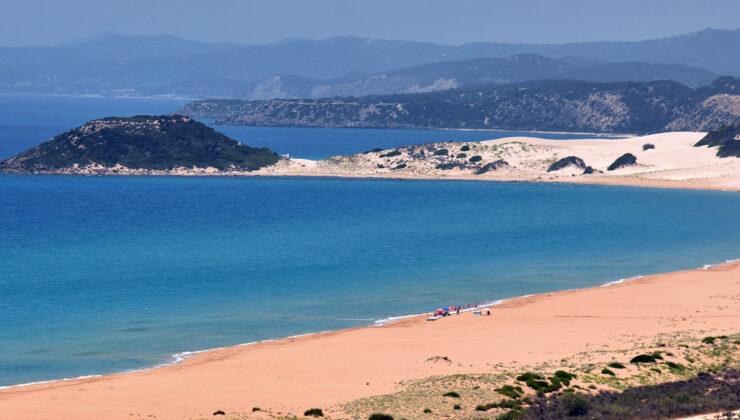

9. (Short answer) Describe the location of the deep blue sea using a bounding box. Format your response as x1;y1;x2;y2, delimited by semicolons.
2;95;740;387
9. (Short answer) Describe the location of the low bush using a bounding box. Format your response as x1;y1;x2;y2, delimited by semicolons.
363;147;383;154
380;150;402;158
607;153;637;171
601;368;615;376
460;145;470;151
435;162;466;170
642;143;655;151
423;408;432;413
522;369;740;419
304;408;324;417
516;372;544;382
252;407;260;412
496;384;524;399
607;362;626;369
453;404;461;410
443;391;460;398
651;368;662;374
433;148;449;156
554;371;577;386
392;163;407;170
667;361;685;370
475;159;509;174
456;153;467;158
559;392;590;416
496;410;523;420
702;336;716;344
469;155;483;163
368;414;393;420
630;354;657;364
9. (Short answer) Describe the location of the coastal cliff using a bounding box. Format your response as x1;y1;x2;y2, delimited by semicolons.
0;115;279;175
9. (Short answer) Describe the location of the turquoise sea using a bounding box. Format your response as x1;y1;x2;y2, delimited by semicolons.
1;95;740;387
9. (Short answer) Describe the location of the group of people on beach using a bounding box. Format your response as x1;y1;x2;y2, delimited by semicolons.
428;303;491;317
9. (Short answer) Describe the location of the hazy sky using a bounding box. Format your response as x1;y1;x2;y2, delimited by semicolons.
1;0;739;47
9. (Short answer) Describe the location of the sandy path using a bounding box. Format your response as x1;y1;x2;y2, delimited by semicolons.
1;261;739;419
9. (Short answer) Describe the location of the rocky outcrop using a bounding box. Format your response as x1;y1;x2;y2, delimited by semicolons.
0;115;279;174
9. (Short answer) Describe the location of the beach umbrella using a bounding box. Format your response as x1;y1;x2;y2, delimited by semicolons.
435;309;445;315
448;306;457;311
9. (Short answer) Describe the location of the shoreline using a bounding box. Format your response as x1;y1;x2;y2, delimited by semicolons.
3;171;739;194
2;255;737;390
2;258;740;418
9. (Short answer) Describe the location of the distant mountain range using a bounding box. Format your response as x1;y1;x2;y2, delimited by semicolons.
178;77;740;134
0;29;739;99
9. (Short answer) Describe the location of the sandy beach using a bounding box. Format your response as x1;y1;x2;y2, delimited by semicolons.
253;131;740;192
1;259;738;419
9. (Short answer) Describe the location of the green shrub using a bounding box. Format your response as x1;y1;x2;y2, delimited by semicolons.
554;370;576;386
380;150;402;158
496;384;523;399
667;361;685;370
516;372;544;382
363;148;383;154
607;362;626;369
442;391;460;398
630;354;657;364
498;399;521;409
453;404;461;410
460;145;470;151
607;153;637;171
252;407;260;412
433;148;449;156
392;163;407;170
652;351;664;360
675;392;690;403
651;368;662;374
702;336;716;344
304;408;324;417
456;153;467;158
559;392;590;416
526;379;550;391
368;414;393;420
469;155;482;162
476;402;498;411
496;410;523;420
423;408;432;413
601;368;615;376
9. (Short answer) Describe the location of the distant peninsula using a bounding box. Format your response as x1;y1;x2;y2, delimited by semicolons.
178;77;739;134
0;115;279;175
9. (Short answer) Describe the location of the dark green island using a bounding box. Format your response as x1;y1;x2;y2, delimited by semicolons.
0;115;279;175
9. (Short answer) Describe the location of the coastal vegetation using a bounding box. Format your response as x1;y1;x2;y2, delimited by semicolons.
547;156;586;172
0;115;279;174
607;153;637;171
694;123;740;157
338;333;740;420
